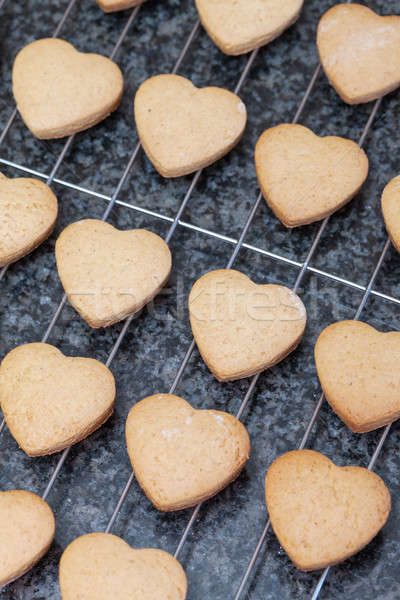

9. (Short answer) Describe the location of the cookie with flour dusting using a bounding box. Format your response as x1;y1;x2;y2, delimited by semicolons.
134;74;247;177
315;320;400;433
266;449;391;571
60;533;187;599
255;124;368;227
0;172;58;267
382;175;400;254
189;269;307;381
12;38;123;139
0;490;55;587
0;342;116;456
125;394;250;511
195;0;304;55
95;0;147;12
55;219;172;328
317;4;400;104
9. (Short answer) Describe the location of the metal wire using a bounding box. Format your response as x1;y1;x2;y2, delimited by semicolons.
309;238;392;600
311;422;393;600
172;59;327;564
1;155;399;307
234;98;391;600
28;20;208;506
0;2;140;283
0;1;397;597
103;54;324;550
0;5;144;435
103;43;272;534
234;237;392;600
169;59;329;563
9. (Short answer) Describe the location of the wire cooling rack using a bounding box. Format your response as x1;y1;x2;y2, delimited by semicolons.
0;0;399;598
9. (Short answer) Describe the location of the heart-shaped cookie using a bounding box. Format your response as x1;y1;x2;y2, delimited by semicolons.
317;4;400;105
134;74;247;177
255;124;369;227
59;533;187;600
12;38;124;139
0;490;55;587
195;0;303;55
95;0;146;12
126;394;250;511
315;320;400;433
55;219;171;328
188;269;306;381
0;173;58;266
382;175;400;254
0;342;115;456
266;449;391;571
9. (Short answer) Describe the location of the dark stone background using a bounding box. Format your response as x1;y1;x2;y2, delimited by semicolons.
0;0;399;598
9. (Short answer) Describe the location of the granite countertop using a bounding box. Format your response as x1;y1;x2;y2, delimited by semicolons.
0;0;400;598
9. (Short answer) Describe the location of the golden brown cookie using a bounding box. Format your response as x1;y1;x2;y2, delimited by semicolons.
266;450;391;571
315;320;400;433
255;124;369;227
317;4;400;104
12;38;123;139
0;173;58;266
95;0;146;12
188;269;306;381
134;74;247;177
0;342;115;456
0;490;55;587
381;175;400;253
55;219;172;328
125;394;250;511
195;0;303;55
59;533;187;599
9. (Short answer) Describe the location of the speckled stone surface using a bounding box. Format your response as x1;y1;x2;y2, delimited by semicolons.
0;0;400;598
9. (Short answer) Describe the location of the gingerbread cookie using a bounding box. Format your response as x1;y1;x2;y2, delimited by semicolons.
59;533;187;599
0;490;55;587
0;173;58;266
195;0;303;55
134;74;247;177
125;394;250;511
0;342;115;456
12;38;123;139
95;0;146;12
55;219;171;328
255;124;369;227
188;269;306;381
266;450;391;571
317;4;400;104
315;320;400;433
381;175;400;253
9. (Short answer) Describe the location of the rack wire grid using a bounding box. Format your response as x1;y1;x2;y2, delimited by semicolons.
0;0;399;598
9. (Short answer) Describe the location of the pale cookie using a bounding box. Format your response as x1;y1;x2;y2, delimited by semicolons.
55;219;171;328
317;4;400;105
59;533;187;600
134;74;247;177
0;490;55;587
189;269;306;381
381;175;400;253
95;0;147;12
0;342;115;456
0;172;58;266
12;38;124;139
195;0;303;56
315;320;400;433
255;124;369;227
125;394;250;511
266;449;391;571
